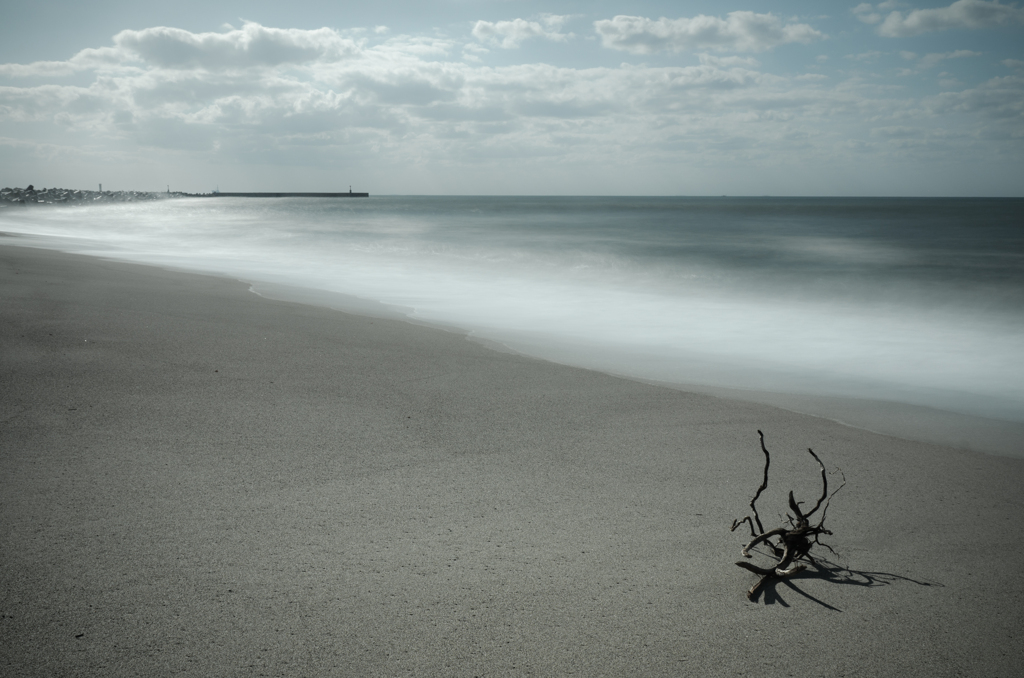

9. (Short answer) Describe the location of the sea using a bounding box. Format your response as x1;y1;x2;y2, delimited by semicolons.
3;196;1023;455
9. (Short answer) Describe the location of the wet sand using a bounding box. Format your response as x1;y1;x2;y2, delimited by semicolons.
2;242;1023;676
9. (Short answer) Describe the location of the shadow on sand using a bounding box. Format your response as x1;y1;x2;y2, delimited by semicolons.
750;556;942;610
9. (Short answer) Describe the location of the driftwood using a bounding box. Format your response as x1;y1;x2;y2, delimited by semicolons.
731;430;844;600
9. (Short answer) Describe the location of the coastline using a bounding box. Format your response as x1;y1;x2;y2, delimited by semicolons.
3;197;1022;457
3;243;1024;676
250;279;1024;459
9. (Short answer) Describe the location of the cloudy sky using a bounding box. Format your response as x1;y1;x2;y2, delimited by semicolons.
1;0;1022;195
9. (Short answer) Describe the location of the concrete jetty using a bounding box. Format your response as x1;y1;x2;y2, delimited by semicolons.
205;192;369;198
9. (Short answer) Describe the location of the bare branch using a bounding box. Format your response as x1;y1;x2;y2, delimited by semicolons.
749;429;771;535
788;490;805;523
774;564;807;578
730;515;758;539
735;560;776;577
740;527;787;558
736;561;807;600
731;432;844;601
818;469;846;525
804;447;828;519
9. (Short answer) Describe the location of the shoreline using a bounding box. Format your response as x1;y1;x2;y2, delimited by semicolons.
2;200;1022;458
251;275;1024;460
5;230;1019;458
3;243;1024;676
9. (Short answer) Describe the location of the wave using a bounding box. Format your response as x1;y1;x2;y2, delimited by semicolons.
3;196;1023;429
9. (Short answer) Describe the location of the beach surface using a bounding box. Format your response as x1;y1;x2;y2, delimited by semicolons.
2;242;1023;676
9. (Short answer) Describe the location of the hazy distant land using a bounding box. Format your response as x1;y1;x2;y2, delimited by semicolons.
1;187;368;205
1;185;183;206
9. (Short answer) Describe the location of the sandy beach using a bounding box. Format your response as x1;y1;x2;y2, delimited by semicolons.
2;241;1023;676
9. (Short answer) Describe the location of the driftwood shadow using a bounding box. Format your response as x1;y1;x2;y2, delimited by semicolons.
746;553;943;609
731;430;942;609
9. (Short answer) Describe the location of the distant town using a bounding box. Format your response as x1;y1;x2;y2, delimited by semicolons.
1;185;368;206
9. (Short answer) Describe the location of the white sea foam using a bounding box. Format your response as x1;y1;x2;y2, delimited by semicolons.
3;196;1023;433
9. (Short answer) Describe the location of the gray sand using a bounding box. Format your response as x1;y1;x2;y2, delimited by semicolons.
2;243;1023;676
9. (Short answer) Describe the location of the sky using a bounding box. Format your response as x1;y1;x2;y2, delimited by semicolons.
1;0;1022;195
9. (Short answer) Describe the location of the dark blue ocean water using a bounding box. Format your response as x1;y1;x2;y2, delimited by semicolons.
4;196;1023;429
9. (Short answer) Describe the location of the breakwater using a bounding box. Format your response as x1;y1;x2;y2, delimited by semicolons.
205;192;369;198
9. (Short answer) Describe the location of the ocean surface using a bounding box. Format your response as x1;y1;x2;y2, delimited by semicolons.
3;196;1023;451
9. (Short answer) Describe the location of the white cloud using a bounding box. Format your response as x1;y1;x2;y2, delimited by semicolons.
462;42;489;63
1;20;1021;194
0;23;780;144
377;35;454;57
472;15;572;49
848;50;886;61
853;3;884;25
115;22;361;69
927;73;1024;116
697;54;760;68
0;46;124;78
0;61;79;78
1;23;363;78
924;49;981;68
593;12;824;54
853;1;901;25
898;49;982;73
878;0;1024;37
